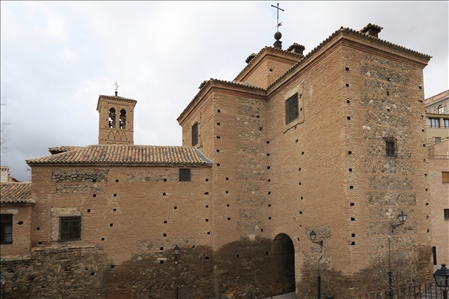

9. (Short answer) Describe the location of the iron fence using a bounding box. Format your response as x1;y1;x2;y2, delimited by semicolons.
346;281;448;299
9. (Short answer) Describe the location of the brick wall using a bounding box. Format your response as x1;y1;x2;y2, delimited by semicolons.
0;203;33;256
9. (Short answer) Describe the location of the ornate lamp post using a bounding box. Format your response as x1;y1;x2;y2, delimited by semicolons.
388;212;407;299
310;230;324;299
433;264;449;299
174;245;180;299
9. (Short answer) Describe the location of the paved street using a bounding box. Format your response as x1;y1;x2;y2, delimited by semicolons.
263;292;296;299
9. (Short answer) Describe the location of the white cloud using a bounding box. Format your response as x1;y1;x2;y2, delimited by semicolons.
58;47;78;63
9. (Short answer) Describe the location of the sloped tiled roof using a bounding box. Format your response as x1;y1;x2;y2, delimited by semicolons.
267;26;432;90
177;78;267;122
234;46;304;82
0;182;35;204
27;145;213;165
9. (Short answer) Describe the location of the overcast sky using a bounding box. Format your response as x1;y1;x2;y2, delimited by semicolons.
1;1;448;181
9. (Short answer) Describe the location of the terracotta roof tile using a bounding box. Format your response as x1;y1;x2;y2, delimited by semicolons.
267;26;431;90
27;145;213;165
0;182;34;203
234;46;304;82
177;78;266;122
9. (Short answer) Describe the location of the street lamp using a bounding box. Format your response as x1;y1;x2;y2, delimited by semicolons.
174;245;180;299
433;264;449;299
310;230;324;299
388;212;407;299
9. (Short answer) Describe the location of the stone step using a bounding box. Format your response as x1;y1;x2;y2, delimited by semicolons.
263;292;296;299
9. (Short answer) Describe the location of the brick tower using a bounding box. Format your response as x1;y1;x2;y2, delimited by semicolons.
96;94;137;144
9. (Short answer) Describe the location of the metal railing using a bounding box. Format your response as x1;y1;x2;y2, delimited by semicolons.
346;281;448;299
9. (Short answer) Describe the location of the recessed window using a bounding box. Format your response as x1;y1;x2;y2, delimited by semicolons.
444;119;449;128
443;172;449;183
427;118;439;128
438;105;444;114
285;93;299;124
60;216;81;241
192;122;199;146
0;214;13;244
445;209;449;221
179;169;191;182
385;137;397;157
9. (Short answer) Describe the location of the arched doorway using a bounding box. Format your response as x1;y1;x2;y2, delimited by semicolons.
272;233;296;293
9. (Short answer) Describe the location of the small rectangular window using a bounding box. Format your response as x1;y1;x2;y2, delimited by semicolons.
435;137;441;144
385;137;396;157
445;209;449;221
179;168;191;182
285;93;299;124
0;214;13;244
60;216;81;241
444;119;449;128
443;172;449;183
192;122;198;146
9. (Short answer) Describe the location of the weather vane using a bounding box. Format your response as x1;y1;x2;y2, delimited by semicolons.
271;3;284;32
113;81;120;96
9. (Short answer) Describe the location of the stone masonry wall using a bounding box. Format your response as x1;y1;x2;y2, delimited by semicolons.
0;245;215;299
342;43;432;293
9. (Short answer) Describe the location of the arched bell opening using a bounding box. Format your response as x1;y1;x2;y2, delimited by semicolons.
108;108;116;128
119;109;127;129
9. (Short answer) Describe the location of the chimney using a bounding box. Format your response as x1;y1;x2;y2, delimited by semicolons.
287;43;305;56
1;166;9;182
360;23;383;38
245;53;257;64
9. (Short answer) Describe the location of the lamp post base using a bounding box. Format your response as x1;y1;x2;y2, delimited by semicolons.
388;271;393;299
317;275;321;299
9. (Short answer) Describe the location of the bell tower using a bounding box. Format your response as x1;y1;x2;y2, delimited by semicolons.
96;93;137;145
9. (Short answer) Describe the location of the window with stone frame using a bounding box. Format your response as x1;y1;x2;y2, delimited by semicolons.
438;105;444;114
179;168;191;182
285;93;299;124
385;137;397;157
444;119;449;128
60;216;81;241
192;122;198;146
0;214;13;244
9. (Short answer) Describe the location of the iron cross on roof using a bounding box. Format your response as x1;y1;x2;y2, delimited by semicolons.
271;3;284;32
113;81;120;96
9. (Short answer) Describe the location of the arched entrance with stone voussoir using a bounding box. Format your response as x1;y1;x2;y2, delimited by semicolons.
271;233;296;294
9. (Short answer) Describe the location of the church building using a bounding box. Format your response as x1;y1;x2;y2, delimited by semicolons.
1;22;433;299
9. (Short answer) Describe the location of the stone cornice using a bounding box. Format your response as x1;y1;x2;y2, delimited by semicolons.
234;46;303;83
177;79;266;125
267;27;431;96
96;95;137;111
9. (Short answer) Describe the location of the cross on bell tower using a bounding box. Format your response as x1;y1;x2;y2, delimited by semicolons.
271;3;284;49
